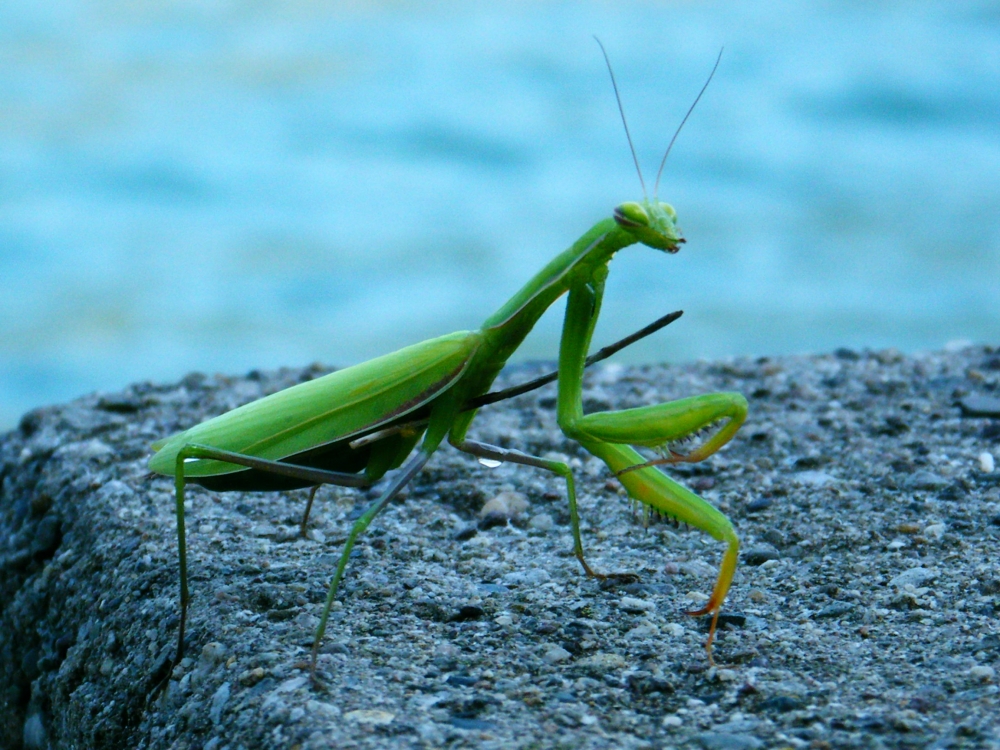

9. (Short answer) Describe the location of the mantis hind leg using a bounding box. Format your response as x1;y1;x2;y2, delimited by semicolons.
310;449;431;676
167;444;375;672
450;437;637;582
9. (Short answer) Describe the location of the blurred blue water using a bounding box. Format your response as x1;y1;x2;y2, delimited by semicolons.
1;1;998;429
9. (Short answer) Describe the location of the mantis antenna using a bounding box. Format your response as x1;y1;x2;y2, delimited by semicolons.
594;36;647;198
653;48;724;198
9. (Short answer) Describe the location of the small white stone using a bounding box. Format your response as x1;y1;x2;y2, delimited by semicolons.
543;645;572;663
494;614;513;627
979;452;996;473
944;339;973;352
662;715;683;727
969;665;996;681
209;682;230;725
619;596;655;613
480;491;529;519
923;523;946;540
345;709;395;725
625;623;659;640
890;567;937;588
528;512;554;531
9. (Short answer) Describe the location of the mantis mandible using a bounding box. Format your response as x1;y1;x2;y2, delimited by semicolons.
148;44;747;677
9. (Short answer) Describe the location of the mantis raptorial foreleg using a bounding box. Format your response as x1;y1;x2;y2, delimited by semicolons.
555;278;746;659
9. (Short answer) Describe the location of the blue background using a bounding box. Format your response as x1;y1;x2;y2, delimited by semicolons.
2;1;998;429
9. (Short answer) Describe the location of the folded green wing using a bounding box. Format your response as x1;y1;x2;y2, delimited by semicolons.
149;330;482;477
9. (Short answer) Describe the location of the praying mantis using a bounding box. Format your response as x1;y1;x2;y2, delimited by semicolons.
147;44;748;678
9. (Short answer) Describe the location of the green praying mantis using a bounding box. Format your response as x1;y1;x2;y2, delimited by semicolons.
148;44;748;677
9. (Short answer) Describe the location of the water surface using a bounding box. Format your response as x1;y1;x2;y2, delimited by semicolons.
1;1;998;428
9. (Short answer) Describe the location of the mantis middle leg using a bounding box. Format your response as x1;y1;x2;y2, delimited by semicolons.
449;437;635;581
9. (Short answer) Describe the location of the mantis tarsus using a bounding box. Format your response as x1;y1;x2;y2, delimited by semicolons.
148;45;747;679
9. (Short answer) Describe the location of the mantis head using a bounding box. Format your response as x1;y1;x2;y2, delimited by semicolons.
613;200;684;253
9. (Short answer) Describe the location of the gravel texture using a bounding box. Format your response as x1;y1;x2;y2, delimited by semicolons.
2;345;999;749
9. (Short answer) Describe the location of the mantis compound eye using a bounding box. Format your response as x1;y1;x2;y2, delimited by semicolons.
658;202;677;221
614;202;650;228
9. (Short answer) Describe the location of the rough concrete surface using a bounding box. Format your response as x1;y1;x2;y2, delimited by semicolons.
1;345;999;749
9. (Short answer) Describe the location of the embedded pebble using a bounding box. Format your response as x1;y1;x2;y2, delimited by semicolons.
209;682;230;725
959;394;1000;417
904;471;949;491
793;470;835;487
693;732;764;750
619;596;655;613
969;665;996;681
575;652;626;675
543;645;572;663
528;512;554;531
890;567;937;588
813;602;855;619
744;496;772;513
742;545;780;566
344;709;395;725
923;523;946;539
480;490;529;521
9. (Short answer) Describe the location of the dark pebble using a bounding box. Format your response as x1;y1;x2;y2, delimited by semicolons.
693;732;763;750
31;516;62;559
874;415;910;436
761;529;784;547
445;674;478;688
760;695;804;713
742;545;780;566
453;524;478;541
959;394;1000;418
904;471;949;491
793;455;830;469
449;717;494;731
813;602;855;619
96;395;142;413
626;672;675;695
449;605;485;622
835;347;860;360
476;583;508;595
478;511;509;530
701;613;747;632
744;497;772;513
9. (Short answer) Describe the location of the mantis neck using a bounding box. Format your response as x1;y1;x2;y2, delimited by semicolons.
432;218;635;448
480;218;635;361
